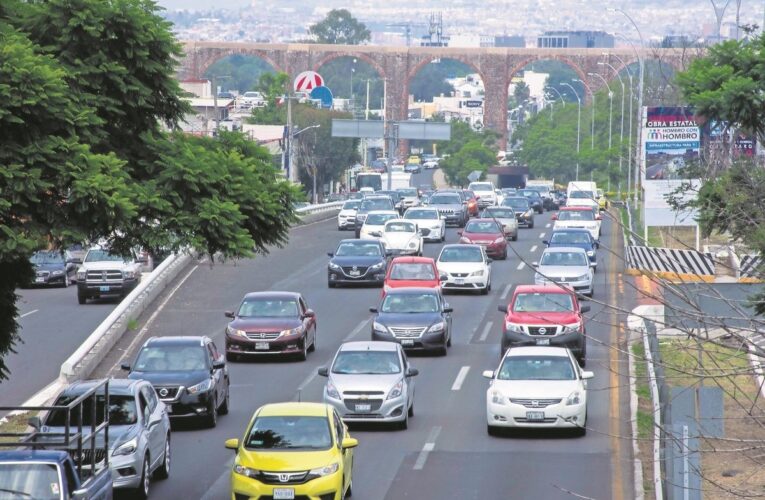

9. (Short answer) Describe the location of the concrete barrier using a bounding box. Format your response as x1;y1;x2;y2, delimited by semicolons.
295;202;343;225
739;254;764;283
625;245;715;282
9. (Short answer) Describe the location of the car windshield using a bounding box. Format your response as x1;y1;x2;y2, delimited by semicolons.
528;186;550;193
465;221;500;233
84;249;126;262
439;247;483;263
405;210;438;220
366;214;397;225
501;189;517;195
520;190;540;198
397;188;417;197
361;199;393;211
462;190;476;199
0;463;61;500
385;222;416;233
482;209;515;219
30;251;65;264
238;298;299;318
246;416;332;450
335;242;382;257
134;345;208;372
501;198;529;210
382;292;440;313
497;355;576;381
513;293;574;312
469;183;493;191
569;191;594;199
540;251;589;267
429;194;461;205
332;350;401;375
557;210;594;221
390;263;436;280
342;201;361;210
551;232;591;244
47;394;137;426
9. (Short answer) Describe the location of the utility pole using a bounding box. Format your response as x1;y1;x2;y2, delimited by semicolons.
589;73;614;192
562;83;581;181
287;94;294;182
364;79;371;166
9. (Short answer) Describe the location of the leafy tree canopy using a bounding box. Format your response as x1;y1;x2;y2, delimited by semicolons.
309;9;370;45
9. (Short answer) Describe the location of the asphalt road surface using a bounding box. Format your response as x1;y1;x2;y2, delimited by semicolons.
91;190;632;499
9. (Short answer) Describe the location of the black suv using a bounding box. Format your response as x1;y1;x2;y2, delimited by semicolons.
123;336;230;428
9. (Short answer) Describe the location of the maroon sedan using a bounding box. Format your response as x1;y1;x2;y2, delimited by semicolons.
224;291;317;361
458;219;508;260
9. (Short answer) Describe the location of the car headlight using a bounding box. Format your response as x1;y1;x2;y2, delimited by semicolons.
280;326;303;337
51;270;64;275
308;462;339;477
562;322;582;334
491;391;507;405
329;262;342;271
534;273;547;283
566;391;582;406
408;241;418;248
123;270;136;279
369;262;384;270
575;274;590;281
226;325;247;338
493;237;504;244
76;270;87;280
112;437;138;457
469;269;484;277
373;322;388;333
326;380;341;400
233;464;260;478
505;322;523;333
387;379;404;400
525;210;533;217
187;378;213;394
428;321;445;333
586;251;595;257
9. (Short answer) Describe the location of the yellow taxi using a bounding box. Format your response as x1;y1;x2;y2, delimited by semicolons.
407;155;421;165
596;188;608;211
225;402;358;500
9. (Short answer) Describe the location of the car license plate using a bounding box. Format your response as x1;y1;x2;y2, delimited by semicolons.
455;278;464;285
254;342;269;350
355;403;372;412
401;339;415;347
99;286;110;292
536;338;550;346
273;488;295;500
349;270;361;277
35;277;45;283
526;411;545;421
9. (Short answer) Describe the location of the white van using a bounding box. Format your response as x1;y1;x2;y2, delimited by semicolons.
468;181;497;208
566;181;598;209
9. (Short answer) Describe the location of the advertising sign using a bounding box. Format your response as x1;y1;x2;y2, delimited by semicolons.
642;106;700;181
294;71;324;92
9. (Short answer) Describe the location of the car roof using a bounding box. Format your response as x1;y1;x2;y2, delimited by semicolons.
541;246;587;254
0;450;70;462
242;291;301;300
62;378;140;397
339;341;399;352
384;286;440;295
559;206;593;211
367;210;398;215
390;256;435;264
504;346;572;358
441;244;482;250
385;219;413;225
339;239;381;245
513;284;574;295
467;218;501;226
257;402;331;418
551;228;591;233
144;336;209;348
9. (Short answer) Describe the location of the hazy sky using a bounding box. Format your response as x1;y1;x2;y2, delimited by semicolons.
156;0;251;9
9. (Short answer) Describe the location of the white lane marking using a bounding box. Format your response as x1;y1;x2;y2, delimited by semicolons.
413;426;442;470
500;284;512;300
545;223;551;228
479;321;494;342
516;262;526;270
530;245;538;252
114;264;199;367
344;319;370;342
451;366;471;391
200;457;236;500
297;371;318;393
539;232;546;239
19;309;38;319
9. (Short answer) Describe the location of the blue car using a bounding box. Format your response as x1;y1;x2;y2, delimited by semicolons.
543;229;599;270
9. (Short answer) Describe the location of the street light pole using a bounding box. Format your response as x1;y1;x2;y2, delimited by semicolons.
608;52;634;200
573;79;596;150
599;61;626;195
590;73;613;191
561;82;582;181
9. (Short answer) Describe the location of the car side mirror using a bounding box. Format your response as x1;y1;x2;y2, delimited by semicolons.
532;261;539;267
439;274;448;281
224;311;235;319
120;363;131;371
303;309;316;318
369;307;378;313
551;214;558;220
486;258;493;263
67;258;83;265
581;371;594;380
595;215;602;220
406;367;419;377
212;360;226;370
482;370;494;379
317;367;329;377
580;305;591;313
443;306;453;313
72;488;90;500
327;252;334;257
27;416;42;430
542;240;549;245
225;438;239;450
497;305;508;313
590;262;596;268
341;437;359;449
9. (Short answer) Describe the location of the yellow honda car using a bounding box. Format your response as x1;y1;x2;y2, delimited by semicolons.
225;402;358;500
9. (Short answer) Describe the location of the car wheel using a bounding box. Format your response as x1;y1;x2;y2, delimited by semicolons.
512;234;518;241
345;478;353;498
154;436;171;479
328;280;336;288
578;339;587;367
205;401;217;428
298;337;308;361
408;399;415;417
136;455;150;499
447;330;452;347
61;274;70;288
225;352;239;362
218;381;230;415
77;292;87;305
308;330;316;352
528;220;534;229
441;229;446;242
501;248;507;260
487;424;500;437
399;410;409;430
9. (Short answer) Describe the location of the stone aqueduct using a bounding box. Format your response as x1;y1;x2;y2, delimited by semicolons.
179;41;696;146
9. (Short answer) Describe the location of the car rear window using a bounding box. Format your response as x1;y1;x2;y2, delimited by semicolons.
513;292;574;312
390;263;436;280
558;210;594;221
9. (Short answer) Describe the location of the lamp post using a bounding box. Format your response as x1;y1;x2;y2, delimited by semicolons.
610;8;646;204
561;82;582;181
573;78;596;150
606;51;634;200
544;86;564;120
599;61;626;195
290;124;321;197
589;72;614;191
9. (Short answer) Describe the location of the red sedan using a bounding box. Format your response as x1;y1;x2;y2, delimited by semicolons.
458;219;508;259
383;256;442;296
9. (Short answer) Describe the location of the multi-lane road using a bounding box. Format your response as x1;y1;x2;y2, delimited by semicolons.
6;170;635;499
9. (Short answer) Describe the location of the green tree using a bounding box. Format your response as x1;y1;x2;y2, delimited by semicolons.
409;60;471;102
204;54;276;94
440;140;496;187
249;72;290;125
309;9;370;45
513;82;531;106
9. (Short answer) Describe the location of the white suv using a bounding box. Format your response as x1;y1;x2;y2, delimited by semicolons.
468;181;497;208
436;244;492;295
76;247;143;304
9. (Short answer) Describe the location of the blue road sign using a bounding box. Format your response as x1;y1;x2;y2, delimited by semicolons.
310;86;333;109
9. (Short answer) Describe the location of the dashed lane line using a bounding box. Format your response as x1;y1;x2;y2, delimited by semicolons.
479;321;494;342
530;245;538;252
413;426;442;471
451;366;471;391
19;309;38;319
545;223;551;228
344;319;371;342
539;232;546;239
500;284;512;300
516;262;526;270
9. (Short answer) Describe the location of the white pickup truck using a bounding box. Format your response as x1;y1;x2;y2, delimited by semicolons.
76;246;144;304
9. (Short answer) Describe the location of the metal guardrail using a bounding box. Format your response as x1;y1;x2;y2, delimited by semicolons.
295;201;344;215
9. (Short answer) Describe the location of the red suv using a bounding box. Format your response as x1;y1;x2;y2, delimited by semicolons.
458;219;508;259
497;285;590;365
383;256;441;296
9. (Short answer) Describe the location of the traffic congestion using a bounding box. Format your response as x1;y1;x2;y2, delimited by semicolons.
7;169;618;500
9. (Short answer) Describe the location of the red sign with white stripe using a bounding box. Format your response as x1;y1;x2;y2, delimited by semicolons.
294;71;324;92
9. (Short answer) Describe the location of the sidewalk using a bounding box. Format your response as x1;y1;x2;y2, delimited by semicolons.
433;168;449;189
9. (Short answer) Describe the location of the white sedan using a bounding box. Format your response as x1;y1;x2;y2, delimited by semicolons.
380;220;423;256
403;207;445;242
359;210;400;240
436;244;491;295
484;346;593;435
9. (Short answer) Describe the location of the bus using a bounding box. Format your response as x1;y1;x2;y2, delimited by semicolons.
356;172;383;192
